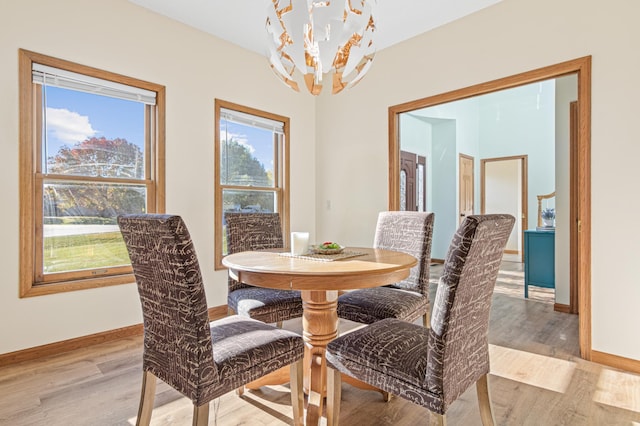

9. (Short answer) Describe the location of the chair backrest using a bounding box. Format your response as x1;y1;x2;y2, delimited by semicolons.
225;212;284;293
373;211;435;295
425;214;515;408
118;214;218;401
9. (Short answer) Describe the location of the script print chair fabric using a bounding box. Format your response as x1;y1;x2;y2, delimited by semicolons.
118;214;305;426
225;212;304;327
337;211;434;327
325;214;515;426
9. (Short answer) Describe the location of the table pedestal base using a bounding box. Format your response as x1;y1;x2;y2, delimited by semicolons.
243;290;388;423
245;368;389;400
301;290;338;425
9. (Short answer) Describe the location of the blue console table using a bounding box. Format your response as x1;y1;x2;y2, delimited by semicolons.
524;229;555;298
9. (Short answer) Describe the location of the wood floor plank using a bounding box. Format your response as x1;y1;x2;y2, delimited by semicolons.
1;260;639;425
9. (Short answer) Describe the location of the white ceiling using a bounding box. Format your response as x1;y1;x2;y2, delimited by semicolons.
128;0;502;56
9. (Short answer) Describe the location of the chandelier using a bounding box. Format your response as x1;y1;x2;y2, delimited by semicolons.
266;0;376;95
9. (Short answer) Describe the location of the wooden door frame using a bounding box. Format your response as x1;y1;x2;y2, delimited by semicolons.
570;101;579;315
459;153;475;224
387;56;591;360
480;155;528;262
417;155;426;211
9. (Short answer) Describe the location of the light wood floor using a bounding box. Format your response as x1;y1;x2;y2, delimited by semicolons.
1;262;639;425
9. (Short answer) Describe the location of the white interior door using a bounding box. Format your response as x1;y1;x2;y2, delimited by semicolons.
482;156;527;259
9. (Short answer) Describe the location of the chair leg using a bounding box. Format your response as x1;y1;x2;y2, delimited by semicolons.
290;360;304;426
476;374;496;426
423;311;430;328
326;367;342;426
276;320;283;328
429;412;447;426
236;386;244;396
192;403;209;426
135;370;156;426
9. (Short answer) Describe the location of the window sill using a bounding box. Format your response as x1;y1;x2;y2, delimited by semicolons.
20;273;136;298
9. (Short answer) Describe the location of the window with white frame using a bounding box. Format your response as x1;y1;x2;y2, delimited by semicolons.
19;49;165;297
214;99;290;269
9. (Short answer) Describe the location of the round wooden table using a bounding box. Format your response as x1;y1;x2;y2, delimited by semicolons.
222;247;417;426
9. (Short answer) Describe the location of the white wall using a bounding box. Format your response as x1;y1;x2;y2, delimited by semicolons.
554;75;578;306
0;0;316;354
478;80;557;231
316;0;640;360
485;160;520;252
399;114;430;157
401;82;557;261
431;121;458;259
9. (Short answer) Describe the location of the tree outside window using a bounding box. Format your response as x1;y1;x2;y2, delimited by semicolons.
19;49;165;296
214;100;290;269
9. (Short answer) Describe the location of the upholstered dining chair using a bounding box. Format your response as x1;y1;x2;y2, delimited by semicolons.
118;214;304;426
225;212;303;327
325;214;515;426
337;211;434;327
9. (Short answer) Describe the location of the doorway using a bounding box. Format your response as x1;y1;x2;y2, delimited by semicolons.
459;154;474;224
481;155;528;262
388;57;591;359
400;150;427;211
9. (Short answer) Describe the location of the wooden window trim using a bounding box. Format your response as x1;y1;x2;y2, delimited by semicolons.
214;99;290;270
18;49;165;297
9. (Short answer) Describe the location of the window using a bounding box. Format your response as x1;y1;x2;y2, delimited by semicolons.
19;49;165;297
214;100;290;269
